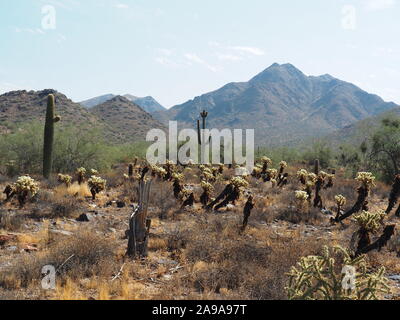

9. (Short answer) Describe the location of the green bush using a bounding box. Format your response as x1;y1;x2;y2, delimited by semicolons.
0;122;150;176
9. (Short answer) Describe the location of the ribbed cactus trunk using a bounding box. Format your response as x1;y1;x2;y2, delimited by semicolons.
314;159;320;175
43;94;60;179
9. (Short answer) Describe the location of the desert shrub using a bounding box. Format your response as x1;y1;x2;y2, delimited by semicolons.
0;122;123;175
149;180;179;220
301;141;333;169
180;216;326;300
0;210;25;231
0;231;117;288
50;195;81;218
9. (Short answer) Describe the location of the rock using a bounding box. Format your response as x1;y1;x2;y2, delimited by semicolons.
157;258;179;266
321;209;335;215
50;230;73;236
0;235;16;246
76;213;94;222
116;201;126;208
21;244;38;252
388;275;400;281
6;246;18;252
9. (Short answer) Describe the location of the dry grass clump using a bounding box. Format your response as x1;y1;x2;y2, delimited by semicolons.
0;231;118;289
0;210;25;231
165;216;328;300
150;180;181;220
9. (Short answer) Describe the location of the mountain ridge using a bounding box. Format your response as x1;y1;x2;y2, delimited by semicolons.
153;63;398;146
0;89;166;144
80;94;166;113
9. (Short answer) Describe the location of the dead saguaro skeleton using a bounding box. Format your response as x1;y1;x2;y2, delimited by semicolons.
386;174;400;216
126;179;152;259
240;195;255;233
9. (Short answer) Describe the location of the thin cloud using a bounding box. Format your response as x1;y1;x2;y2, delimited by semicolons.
15;27;45;35
184;53;218;72
114;3;129;9
229;46;265;56
216;53;243;62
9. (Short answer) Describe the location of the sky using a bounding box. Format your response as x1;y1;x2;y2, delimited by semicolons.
0;0;399;108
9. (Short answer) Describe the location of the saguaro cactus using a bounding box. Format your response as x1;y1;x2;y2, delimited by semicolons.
43;94;60;179
197;110;211;146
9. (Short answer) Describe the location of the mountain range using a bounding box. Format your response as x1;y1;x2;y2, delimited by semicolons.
0;89;166;144
153;63;398;146
0;63;398;147
80;94;165;113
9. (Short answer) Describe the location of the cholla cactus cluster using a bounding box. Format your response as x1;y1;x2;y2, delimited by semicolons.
354;210;385;233
151;165;167;179
297;169;309;184
266;169;278;180
172;172;184;182
295;190;309;213
201;180;214;192
295;190;309;202
286;246;390;300
356;172;376;189
261;157;272;166
335;195;347;207
76;167;87;185
8;175;40;207
57;174;72;187
87;176;107;200
279;161;288;169
199;166;216;183
14;175;39;197
251;164;263;178
90;169;98;175
230;176;249;189
200;180;214;207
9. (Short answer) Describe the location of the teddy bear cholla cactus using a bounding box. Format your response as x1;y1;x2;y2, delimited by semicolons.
172;172;185;199
200;180;214;207
334;195;347;221
286;245;390;300
335;172;376;223
207;176;249;211
150;165;167;179
356;172;376;189
352;210;386;256
297;169;309;184
295;190;309;213
76;167;86;185
87;176;106;200
58;174;72;187
7;176;40;207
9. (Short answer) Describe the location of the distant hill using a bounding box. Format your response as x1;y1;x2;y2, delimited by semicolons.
0;90;165;144
325;106;400;147
154;63;398;146
80;94;166;113
90;96;166;143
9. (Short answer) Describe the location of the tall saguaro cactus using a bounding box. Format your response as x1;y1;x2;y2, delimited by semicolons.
197;110;209;145
43;94;60;179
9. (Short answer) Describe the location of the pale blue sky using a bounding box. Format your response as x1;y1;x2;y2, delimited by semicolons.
0;0;399;108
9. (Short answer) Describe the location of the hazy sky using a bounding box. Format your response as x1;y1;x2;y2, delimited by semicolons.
0;0;399;108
